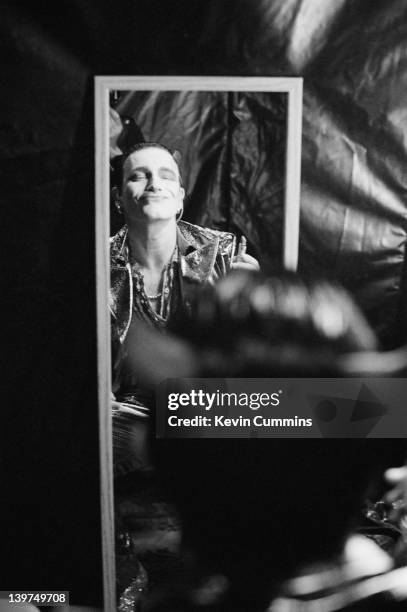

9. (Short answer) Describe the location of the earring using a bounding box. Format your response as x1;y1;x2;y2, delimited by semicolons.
176;206;183;222
115;200;123;215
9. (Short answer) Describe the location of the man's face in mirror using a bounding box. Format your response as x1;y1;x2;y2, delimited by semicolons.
121;146;184;223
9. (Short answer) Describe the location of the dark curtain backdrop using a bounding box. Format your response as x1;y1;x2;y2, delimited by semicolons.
2;0;407;604
113;91;287;267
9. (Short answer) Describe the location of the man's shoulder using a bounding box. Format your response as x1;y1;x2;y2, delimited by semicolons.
110;225;127;244
110;225;128;262
178;221;236;255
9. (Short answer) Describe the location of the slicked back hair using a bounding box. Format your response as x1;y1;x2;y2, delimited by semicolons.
111;141;183;193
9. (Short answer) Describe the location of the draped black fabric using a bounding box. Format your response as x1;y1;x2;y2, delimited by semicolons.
2;0;407;602
114;91;287;267
3;2;406;346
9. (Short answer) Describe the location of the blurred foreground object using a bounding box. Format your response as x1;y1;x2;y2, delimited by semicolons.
171;270;379;377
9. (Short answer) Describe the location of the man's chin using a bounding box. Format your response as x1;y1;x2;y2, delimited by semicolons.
141;210;177;223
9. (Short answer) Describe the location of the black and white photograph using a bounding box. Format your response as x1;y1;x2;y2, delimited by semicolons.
3;2;407;611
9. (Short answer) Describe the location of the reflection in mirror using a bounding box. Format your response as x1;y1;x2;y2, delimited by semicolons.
96;77;302;610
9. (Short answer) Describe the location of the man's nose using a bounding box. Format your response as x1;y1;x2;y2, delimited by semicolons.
146;172;161;190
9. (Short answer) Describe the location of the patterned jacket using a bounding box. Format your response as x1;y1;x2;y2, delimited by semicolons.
110;220;236;345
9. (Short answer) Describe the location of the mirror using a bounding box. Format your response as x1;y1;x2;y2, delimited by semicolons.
95;76;303;609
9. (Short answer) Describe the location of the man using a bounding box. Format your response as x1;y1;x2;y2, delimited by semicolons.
110;142;259;468
110;142;258;415
109;142;259;604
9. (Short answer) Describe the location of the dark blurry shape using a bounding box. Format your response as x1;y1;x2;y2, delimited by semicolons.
147;272;407;610
152;436;404;612
170;270;378;377
148;276;405;611
123;272;407;382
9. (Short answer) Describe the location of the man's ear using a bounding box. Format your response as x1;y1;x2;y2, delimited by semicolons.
179;186;185;200
111;184;119;198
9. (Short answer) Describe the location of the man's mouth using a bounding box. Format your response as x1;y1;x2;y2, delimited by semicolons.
140;194;166;201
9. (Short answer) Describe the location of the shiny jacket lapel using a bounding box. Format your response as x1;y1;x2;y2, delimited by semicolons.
177;223;220;283
110;226;133;343
110;221;236;343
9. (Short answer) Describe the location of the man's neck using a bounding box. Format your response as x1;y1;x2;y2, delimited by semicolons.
126;219;177;271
